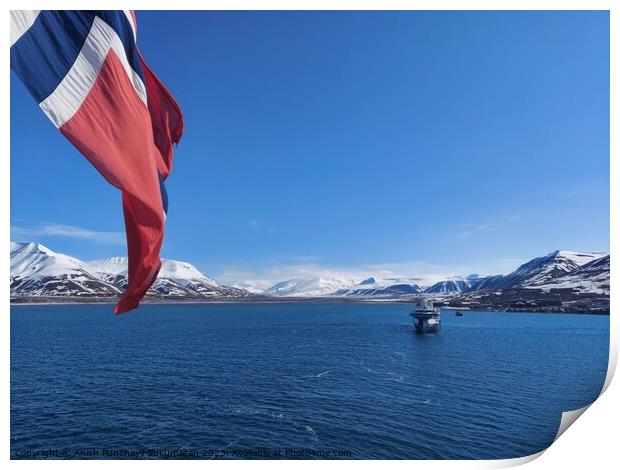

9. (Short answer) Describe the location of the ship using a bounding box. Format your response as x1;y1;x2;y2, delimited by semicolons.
410;299;441;334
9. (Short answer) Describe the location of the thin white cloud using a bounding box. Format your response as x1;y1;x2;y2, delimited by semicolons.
456;224;494;239
246;219;281;233
456;215;521;239
11;223;125;245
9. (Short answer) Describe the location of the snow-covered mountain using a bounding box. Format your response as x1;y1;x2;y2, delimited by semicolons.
264;277;357;297
10;242;122;297
90;256;251;298
480;250;607;291
85;257;130;286
11;242;609;303
263;276;424;298
468;275;504;291
335;277;423;297
423;274;510;295
442;252;610;313
423;251;608;297
10;241;252;299
260;250;609;299
424;279;474;295
528;254;610;295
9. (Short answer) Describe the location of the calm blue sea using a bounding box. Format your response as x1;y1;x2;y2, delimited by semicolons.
10;302;609;460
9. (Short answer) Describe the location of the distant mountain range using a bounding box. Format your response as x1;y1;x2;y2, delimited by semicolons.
10;241;609;312
438;251;610;313
334;277;424;297
10;241;252;300
478;250;606;291
264;277;356;297
260;251;609;299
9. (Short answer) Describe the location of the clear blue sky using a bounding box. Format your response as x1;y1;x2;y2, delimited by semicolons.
10;11;609;286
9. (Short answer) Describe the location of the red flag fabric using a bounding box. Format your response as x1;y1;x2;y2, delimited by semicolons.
140;55;184;179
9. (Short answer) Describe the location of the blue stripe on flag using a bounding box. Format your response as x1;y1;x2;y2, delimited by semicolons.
159;176;169;215
10;10;144;104
97;11;144;84
11;11;96;103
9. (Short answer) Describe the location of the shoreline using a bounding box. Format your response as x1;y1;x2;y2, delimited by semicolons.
9;297;610;315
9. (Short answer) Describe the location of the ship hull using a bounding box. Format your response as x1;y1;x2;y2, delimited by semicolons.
412;313;441;334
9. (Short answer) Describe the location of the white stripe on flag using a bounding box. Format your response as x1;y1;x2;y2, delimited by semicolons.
123;10;137;41
39;16;147;128
10;10;41;47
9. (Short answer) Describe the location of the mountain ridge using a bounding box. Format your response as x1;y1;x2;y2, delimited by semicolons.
10;242;609;312
263;250;608;298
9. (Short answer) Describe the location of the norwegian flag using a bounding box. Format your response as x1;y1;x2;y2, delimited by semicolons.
10;11;184;314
